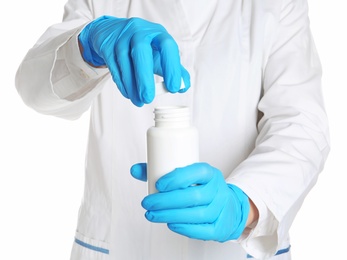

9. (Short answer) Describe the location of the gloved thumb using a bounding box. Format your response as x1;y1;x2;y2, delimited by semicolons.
130;163;147;182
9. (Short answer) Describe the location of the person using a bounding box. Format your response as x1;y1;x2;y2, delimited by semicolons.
15;0;330;259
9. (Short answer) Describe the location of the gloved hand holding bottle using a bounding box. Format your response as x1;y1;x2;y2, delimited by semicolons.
79;15;190;107
131;162;252;242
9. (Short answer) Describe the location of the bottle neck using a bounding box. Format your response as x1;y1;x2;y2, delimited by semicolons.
154;106;191;128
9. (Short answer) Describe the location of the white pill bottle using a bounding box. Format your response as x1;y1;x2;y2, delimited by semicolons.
147;106;199;194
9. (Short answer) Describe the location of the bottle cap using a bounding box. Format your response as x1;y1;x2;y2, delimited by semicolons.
155;79;186;96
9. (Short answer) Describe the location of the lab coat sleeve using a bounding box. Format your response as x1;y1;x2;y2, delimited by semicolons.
226;0;330;258
15;0;110;120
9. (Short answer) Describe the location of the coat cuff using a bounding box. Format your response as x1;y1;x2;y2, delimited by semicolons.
52;26;109;101
226;179;282;259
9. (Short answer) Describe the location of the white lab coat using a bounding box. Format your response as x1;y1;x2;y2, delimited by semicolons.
15;0;330;259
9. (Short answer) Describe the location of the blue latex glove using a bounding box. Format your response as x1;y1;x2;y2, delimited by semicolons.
131;162;250;242
79;15;190;107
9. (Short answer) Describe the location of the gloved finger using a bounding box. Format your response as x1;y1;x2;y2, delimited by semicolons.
168;223;224;242
144;200;220;224
141;184;215;211
131;32;157;104
130;163;147;181
156;163;216;192
165;198;234;242
144;207;204;223
116;37;143;107
101;45;129;100
109;63;129;100
168;194;246;242
135;45;189;94
178;66;191;93
152;49;163;76
152;33;182;93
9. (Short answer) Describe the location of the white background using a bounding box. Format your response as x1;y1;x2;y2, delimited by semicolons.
0;1;345;259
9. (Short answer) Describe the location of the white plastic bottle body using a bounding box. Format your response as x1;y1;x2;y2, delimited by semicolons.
146;106;199;194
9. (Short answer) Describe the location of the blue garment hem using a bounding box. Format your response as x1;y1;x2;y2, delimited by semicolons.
74;238;109;254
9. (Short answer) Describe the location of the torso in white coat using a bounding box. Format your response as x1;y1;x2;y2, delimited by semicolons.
16;0;330;259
